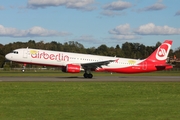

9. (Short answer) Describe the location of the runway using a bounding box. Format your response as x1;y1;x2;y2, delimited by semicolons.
0;76;180;82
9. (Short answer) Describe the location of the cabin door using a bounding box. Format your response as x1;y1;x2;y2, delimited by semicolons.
142;61;147;70
23;50;28;58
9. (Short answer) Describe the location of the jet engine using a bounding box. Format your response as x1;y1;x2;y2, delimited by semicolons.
62;64;81;73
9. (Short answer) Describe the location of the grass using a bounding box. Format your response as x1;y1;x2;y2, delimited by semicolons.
0;70;180;119
1;82;180;120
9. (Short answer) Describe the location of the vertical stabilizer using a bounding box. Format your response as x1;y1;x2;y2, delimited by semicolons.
146;40;173;63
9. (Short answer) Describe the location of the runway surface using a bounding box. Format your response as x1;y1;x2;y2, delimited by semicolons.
0;76;180;82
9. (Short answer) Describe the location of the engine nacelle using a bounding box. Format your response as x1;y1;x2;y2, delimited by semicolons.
62;64;81;73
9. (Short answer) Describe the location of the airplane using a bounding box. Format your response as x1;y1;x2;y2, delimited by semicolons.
5;40;173;78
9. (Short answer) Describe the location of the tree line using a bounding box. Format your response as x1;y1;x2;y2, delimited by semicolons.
0;40;180;68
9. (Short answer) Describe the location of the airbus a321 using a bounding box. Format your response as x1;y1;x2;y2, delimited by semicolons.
5;40;173;78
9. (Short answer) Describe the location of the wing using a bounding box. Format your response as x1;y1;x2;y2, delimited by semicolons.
81;59;115;70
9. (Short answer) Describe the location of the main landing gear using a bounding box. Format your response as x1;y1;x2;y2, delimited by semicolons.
83;70;93;78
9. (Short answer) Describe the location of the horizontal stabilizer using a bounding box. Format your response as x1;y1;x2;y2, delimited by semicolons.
155;64;173;70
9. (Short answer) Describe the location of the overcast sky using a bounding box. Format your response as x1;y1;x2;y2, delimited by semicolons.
0;0;180;50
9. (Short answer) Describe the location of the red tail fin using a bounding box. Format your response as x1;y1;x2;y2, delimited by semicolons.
146;40;173;63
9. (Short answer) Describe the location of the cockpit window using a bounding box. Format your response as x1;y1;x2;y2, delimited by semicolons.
13;51;18;54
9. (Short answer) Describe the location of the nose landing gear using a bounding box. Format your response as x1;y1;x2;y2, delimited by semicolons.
22;63;26;72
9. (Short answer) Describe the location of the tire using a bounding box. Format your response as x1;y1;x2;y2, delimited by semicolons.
83;73;88;78
88;74;93;78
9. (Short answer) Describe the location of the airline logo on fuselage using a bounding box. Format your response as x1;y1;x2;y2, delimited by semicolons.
156;43;170;61
30;50;69;61
128;60;136;64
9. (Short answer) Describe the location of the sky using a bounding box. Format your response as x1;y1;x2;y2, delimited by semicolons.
0;0;180;50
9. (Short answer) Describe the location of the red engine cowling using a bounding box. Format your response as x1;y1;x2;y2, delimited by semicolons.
62;64;81;73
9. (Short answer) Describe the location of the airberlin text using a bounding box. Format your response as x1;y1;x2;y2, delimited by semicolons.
31;51;69;61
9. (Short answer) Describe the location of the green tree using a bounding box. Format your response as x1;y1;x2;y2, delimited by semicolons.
86;47;96;54
95;44;109;56
36;41;45;49
115;45;124;57
155;41;162;49
122;42;132;58
174;47;180;58
145;46;154;58
0;55;5;68
27;40;36;48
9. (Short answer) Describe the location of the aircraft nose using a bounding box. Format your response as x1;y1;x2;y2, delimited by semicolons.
5;53;12;61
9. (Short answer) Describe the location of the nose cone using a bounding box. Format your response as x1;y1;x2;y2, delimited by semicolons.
5;53;12;61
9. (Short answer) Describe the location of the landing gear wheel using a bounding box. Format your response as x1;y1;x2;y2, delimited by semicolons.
83;73;88;78
88;73;93;78
83;73;93;78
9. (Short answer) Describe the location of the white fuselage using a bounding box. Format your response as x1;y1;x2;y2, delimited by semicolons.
6;48;143;70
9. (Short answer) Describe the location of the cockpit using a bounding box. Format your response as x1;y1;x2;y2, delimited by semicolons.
5;50;20;61
12;51;19;54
